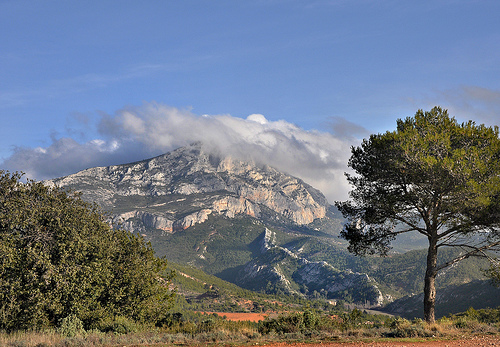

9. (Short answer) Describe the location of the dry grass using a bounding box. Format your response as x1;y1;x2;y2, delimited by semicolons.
1;313;499;347
0;330;62;347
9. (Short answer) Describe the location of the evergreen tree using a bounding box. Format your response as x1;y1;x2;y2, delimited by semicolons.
335;107;500;323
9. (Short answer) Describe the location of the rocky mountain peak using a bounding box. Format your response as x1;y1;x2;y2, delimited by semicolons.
46;143;329;233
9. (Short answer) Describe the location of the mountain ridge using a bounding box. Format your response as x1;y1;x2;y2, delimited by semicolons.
47;143;329;231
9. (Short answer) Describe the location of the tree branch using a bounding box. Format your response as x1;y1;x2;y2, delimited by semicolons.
436;241;500;272
391;216;430;237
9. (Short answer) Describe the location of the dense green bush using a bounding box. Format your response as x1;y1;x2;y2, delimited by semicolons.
57;314;85;337
466;307;500;323
0;171;175;331
258;310;322;334
447;306;500;334
380;316;441;338
96;316;139;334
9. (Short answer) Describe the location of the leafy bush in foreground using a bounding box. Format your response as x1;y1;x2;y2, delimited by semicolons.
258;309;330;334
57;314;85;337
0;171;175;331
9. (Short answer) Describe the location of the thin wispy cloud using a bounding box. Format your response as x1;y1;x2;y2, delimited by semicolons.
0;61;182;109
327;116;370;140
420;86;500;127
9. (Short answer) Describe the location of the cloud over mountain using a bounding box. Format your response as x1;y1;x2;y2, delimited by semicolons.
1;102;362;202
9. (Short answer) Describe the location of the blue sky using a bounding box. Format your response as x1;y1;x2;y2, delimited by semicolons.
1;0;499;201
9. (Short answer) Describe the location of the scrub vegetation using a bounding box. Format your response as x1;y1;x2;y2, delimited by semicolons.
1;306;500;346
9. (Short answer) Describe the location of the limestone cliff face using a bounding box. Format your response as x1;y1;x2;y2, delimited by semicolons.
294;263;384;306
46;143;329;233
211;196;260;218
116;209;214;234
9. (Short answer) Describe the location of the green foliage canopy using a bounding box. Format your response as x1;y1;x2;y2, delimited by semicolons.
335;107;500;322
0;171;175;331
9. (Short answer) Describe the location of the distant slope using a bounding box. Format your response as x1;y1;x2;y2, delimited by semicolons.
154;213;383;305
167;261;312;314
384;280;500;319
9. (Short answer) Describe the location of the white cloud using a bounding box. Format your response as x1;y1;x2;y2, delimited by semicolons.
122;112;146;135
1;102;360;202
246;113;268;124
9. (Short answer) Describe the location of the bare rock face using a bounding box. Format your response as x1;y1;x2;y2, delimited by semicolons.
212;196;260;218
116;211;173;233
46;143;329;233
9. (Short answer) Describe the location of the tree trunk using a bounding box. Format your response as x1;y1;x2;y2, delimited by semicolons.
424;238;438;323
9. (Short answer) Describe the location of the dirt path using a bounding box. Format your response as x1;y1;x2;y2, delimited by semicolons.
262;335;500;347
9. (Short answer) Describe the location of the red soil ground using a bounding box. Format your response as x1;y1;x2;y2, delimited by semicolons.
198;311;269;322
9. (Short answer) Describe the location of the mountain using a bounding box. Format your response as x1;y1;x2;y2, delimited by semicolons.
47;143;329;232
45;143;497;312
384;279;500;319
45;143;386;305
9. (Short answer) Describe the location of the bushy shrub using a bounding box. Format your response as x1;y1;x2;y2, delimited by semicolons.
197;318;218;333
258;310;320;334
194;331;229;343
389;317;410;330
58;314;85;337
0;171;175;331
472;307;500;323
446;306;500;334
156;312;183;328
386;317;434;338
338;308;364;330
303;309;319;330
97;316;139;334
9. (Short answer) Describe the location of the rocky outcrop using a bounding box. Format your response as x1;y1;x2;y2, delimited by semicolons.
173;209;212;231
115;209;214;234
260;228;275;252
212;196;260;218
294;263;384;306
46;143;329;232
116;211;174;233
236;229;384;306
